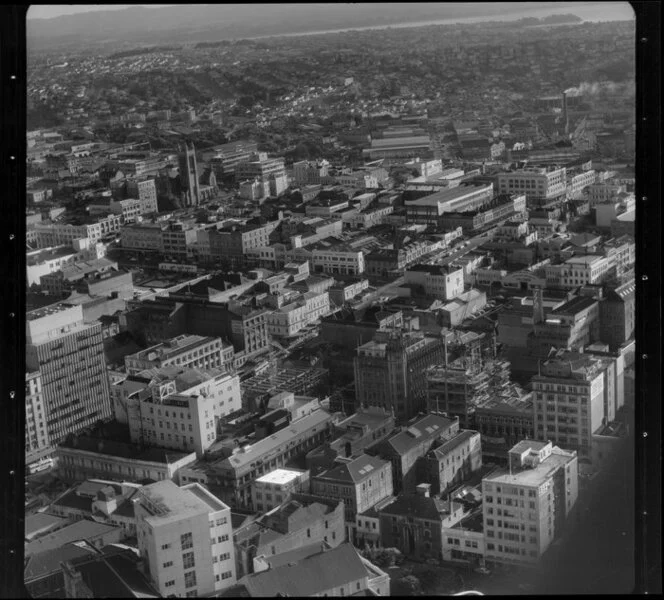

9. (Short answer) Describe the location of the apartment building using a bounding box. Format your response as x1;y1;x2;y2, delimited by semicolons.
124;335;234;375
482;440;578;565
544;255;613;289
134;480;236;598
180;408;334;509
113;366;241;456
496;167;567;206
404;264;465;300
26;371;51;464
26;303;112;447
354;330;446;421
311;453;394;542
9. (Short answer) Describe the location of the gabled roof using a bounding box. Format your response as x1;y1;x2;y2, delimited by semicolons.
241;543;370;597
25;520;121;557
314;454;389;484
24;541;97;582
372;413;457;457
378;492;454;522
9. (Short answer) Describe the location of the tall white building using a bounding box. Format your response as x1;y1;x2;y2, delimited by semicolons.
482;440;578;565
496;167;567;205
135;480;236;598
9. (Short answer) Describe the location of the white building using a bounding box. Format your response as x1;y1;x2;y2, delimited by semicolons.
311;244;366;276
112;366;241;457
267;291;331;338
544;255;612;289
496;168;567;204
26;371;50;464
251;468;309;513
135;480;237;598
482;440;578;565
404;264;466;300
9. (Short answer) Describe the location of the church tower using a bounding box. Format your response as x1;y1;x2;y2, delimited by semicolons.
178;141;201;206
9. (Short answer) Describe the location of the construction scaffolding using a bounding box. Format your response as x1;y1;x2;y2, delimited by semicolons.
241;366;329;413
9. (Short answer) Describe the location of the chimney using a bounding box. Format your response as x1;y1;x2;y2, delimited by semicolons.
415;483;431;498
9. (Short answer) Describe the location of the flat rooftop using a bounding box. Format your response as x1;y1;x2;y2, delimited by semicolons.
138;480;224;524
483;448;575;488
255;468;305;486
26;302;77;321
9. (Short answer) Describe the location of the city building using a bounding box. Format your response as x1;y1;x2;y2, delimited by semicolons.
544;255;613;289
233;494;345;580
124;334;234;375
378;484;467;562
482;440;578;564
266;290;331;338
367;412;460;493
599;279;636;350
134;479;237;597
179;408;334;509
354;329;446;420
404;264;466;300
311;453;394;542
26;371;50;464
26;303;112;447
238;542;390;597
405;183;495;224
251;468;310;513
112;366;241;456
496;167;567;207
422;430;483;495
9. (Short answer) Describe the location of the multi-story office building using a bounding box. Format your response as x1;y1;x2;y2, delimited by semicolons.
34;215;123;248
126;177;159;214
310;243;366;276
235;152;287;184
496;167;567;207
113;366;241;456
482;440;578;565
207;140;259;177
354;330;446;421
404;264;465;300
26;303;112;447
365;240;439;278
124;335;234;375
134;480;236;598
120;222;167;253
311;454;394;542
200;221;280;268
531;354;607;459
438;193;527;234
26;371;51;464
178;142;201;207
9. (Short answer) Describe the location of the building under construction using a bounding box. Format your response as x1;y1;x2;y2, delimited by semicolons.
426;357;512;429
241;366;329;413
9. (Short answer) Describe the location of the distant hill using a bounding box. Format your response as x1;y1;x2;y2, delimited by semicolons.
26;2;607;51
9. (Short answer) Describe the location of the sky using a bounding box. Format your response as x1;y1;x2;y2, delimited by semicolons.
27;5;173;19
26;2;634;21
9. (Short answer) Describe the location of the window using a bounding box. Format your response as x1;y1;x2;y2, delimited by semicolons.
184;571;197;589
181;532;193;549
216;517;227;526
161;543;171;550
163;561;173;568
165;581;175;588
182;552;195;569
221;571;233;580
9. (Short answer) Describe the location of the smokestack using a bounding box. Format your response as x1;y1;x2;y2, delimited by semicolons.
561;92;569;136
